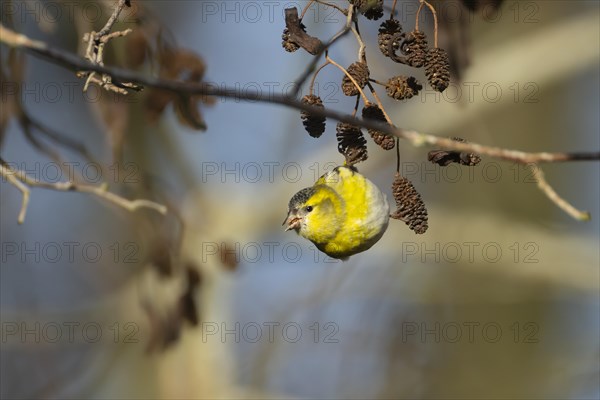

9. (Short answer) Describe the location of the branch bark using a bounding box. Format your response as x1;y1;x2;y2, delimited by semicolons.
1;158;167;224
1;23;598;221
1;24;596;165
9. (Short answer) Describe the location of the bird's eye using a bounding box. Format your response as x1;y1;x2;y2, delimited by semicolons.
305;206;313;212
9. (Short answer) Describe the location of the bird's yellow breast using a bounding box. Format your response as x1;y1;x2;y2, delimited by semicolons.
311;166;389;259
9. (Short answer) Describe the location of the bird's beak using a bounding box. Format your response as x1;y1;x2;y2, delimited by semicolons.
283;210;301;232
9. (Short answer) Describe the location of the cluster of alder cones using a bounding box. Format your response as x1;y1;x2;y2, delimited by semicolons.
283;0;481;235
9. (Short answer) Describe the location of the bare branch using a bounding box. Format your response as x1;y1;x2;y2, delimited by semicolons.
1;163;30;224
326;53;370;104
420;0;439;47
366;82;394;125
1;24;598;221
1;23;597;166
96;0;130;38
530;164;591;221
291;4;355;96
0;158;167;224
80;0;140;94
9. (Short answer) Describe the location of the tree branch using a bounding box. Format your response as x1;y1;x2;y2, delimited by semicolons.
291;5;355;96
530;164;591;221
1;158;167;224
80;0;141;94
1;163;30;224
2;24;596;165
1;24;598;222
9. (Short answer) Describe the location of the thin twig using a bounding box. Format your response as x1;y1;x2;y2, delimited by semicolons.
300;0;316;19
326;54;370;104
97;0;129;37
369;78;388;86
1;24;598;166
366;82;393;124
529;164;591;221
415;1;425;31
421;0;439;47
80;0;138;94
352;94;360;118
351;18;366;62
309;60;331;95
396;138;401;173
1;26;598;221
292;4;355;96
1;163;30;224
1;158;167;224
390;0;399;19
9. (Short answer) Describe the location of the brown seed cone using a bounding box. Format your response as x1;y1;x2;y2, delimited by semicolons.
341;62;370;96
428;137;481;166
361;104;395;150
378;19;403;58
300;95;326;138
401;30;428;68
425;47;451;92
390;173;428;234
282;23;306;52
336;122;368;165
350;0;384;20
386;76;423;100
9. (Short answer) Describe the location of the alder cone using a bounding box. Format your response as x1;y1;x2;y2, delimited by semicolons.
425;48;451;92
391;173;428;234
362;104;395;150
341;62;370;96
402;30;428;68
300;95;326;138
336;122;368;165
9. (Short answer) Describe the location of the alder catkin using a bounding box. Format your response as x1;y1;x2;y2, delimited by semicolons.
300;95;326;138
390;173;429;234
425;48;451;92
336;122;368;165
341;62;370;96
362;104;395;150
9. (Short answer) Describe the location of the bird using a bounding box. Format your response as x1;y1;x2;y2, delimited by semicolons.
283;165;389;260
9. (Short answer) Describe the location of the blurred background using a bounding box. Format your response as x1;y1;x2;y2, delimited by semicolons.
1;0;599;399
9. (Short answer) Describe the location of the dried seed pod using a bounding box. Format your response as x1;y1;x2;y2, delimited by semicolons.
300;95;326;138
401;30;428;68
282;23;306;52
341;62;370;96
425;47;451;92
428;137;481;166
362;104;394;150
378;19;403;58
390;173;428;234
336;122;368;165
350;0;384;20
386;76;423;100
